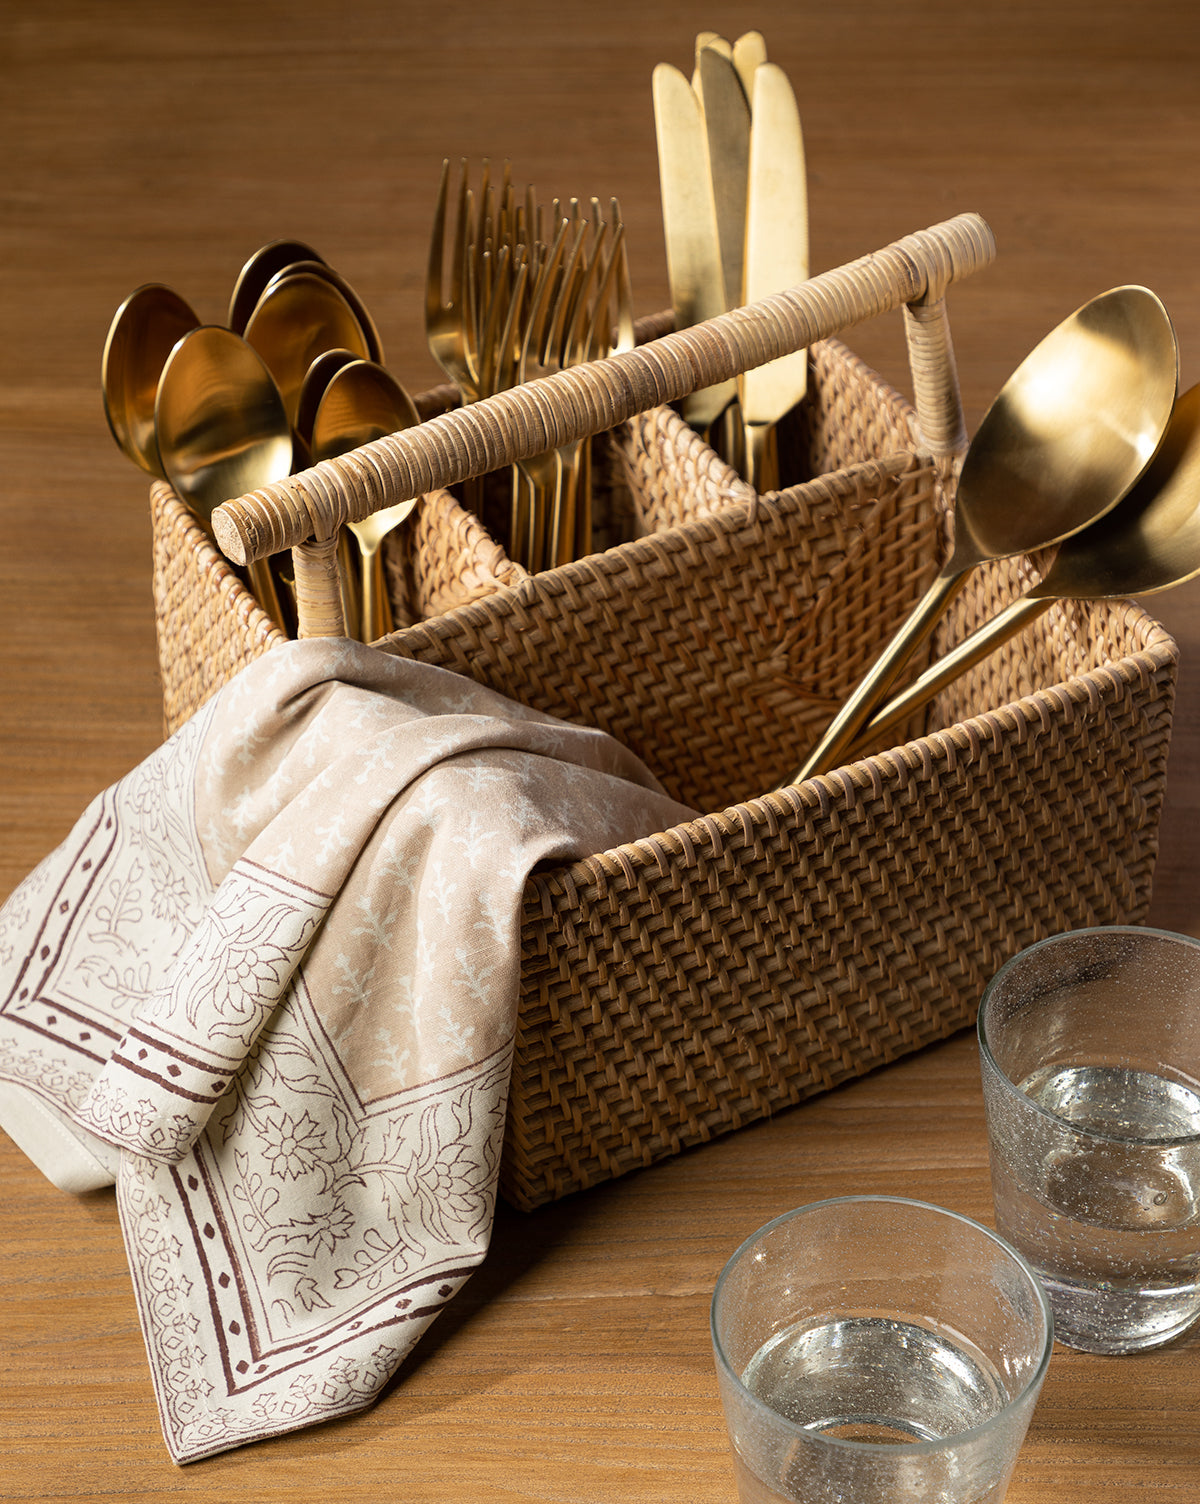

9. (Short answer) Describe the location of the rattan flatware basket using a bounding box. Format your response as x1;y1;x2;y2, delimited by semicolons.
151;214;1177;1209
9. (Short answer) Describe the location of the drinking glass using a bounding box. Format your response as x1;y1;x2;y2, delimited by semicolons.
710;1196;1052;1504
979;924;1200;1353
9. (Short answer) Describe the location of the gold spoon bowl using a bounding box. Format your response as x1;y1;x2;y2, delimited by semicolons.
227;237;326;335
155;324;293;633
101;282;200;479
862;381;1200;746
788;283;1179;783
242;269;373;427
261;259;384;367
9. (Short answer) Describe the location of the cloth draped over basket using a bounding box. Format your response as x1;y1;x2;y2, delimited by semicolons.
0;638;693;1463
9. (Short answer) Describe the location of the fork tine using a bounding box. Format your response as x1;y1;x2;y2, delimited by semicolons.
476;158;493;251
541;218;589;368
496;251;531;394
459;184;482;384
425;157;450;328
477;244;514;398
610;198;636;354
425;158;480;402
520;217;571;374
563;221;609;366
496;161;514;251
581;221;623;363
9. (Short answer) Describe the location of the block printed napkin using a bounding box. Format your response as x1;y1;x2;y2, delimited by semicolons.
0;639;694;1463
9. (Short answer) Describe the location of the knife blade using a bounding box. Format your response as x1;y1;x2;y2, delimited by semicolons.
697;45;752;331
731;30;768;99
652;60;736;432
692;30;730;90
740;61;809;491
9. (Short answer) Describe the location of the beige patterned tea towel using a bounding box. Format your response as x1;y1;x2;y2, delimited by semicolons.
0;638;694;1463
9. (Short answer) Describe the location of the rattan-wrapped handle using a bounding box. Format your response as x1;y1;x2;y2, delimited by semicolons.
212;211;994;572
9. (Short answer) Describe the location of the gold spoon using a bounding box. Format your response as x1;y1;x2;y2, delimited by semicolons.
227;238;326;335
242;269;372;427
788;284;1179;783
860;382;1200;748
101;283;200;478
295;348;363;455
154;324;292;634
310;359;421;643
295;347;373;636
260;258;385;367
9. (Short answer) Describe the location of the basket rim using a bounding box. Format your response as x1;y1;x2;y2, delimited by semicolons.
519;598;1178;903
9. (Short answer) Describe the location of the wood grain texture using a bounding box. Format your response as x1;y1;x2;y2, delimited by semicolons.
2;0;1200;1497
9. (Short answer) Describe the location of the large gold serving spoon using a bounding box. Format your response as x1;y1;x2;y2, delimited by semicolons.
154;325;292;634
787;285;1179;784
310;359;422;643
858;382;1200;748
101;283;200;478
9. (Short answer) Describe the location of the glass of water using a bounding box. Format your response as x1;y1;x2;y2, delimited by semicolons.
979;925;1200;1354
710;1196;1052;1504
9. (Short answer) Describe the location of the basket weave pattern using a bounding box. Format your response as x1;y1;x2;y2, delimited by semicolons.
501;601;1173;1207
147;317;1178;1212
370;372;1176;1206
152;481;286;735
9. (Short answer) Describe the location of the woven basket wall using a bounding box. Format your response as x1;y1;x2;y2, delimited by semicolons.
147;334;1178;1212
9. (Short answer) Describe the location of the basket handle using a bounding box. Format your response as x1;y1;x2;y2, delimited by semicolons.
212;211;995;631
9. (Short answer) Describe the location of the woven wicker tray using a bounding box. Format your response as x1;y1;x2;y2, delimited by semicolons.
151;213;1178;1209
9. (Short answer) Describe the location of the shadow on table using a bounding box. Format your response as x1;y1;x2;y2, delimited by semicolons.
377;1189;603;1399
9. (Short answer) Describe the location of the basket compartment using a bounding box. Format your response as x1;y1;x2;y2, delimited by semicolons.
152;479;525;736
502;592;1174;1209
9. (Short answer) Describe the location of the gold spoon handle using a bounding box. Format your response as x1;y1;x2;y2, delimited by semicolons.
856;594;1052;750
359;542;394;643
551;443;582;569
785;567;968;784
246;559;288;636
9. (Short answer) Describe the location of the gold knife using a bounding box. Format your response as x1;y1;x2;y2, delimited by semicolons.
692;30;730;86
652;61;736;434
731;30;768;99
697;45;752;338
740;61;809;492
696;42;754;471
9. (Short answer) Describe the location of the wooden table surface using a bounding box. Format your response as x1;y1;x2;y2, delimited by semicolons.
3;1;1200;1498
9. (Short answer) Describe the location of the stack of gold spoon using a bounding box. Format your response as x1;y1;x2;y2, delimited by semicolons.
101;242;418;641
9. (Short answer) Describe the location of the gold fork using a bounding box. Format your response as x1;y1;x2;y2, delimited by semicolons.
426;165;631;569
516;205;627;570
425;158;478;404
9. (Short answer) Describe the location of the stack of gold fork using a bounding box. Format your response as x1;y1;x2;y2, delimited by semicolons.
425;159;633;572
